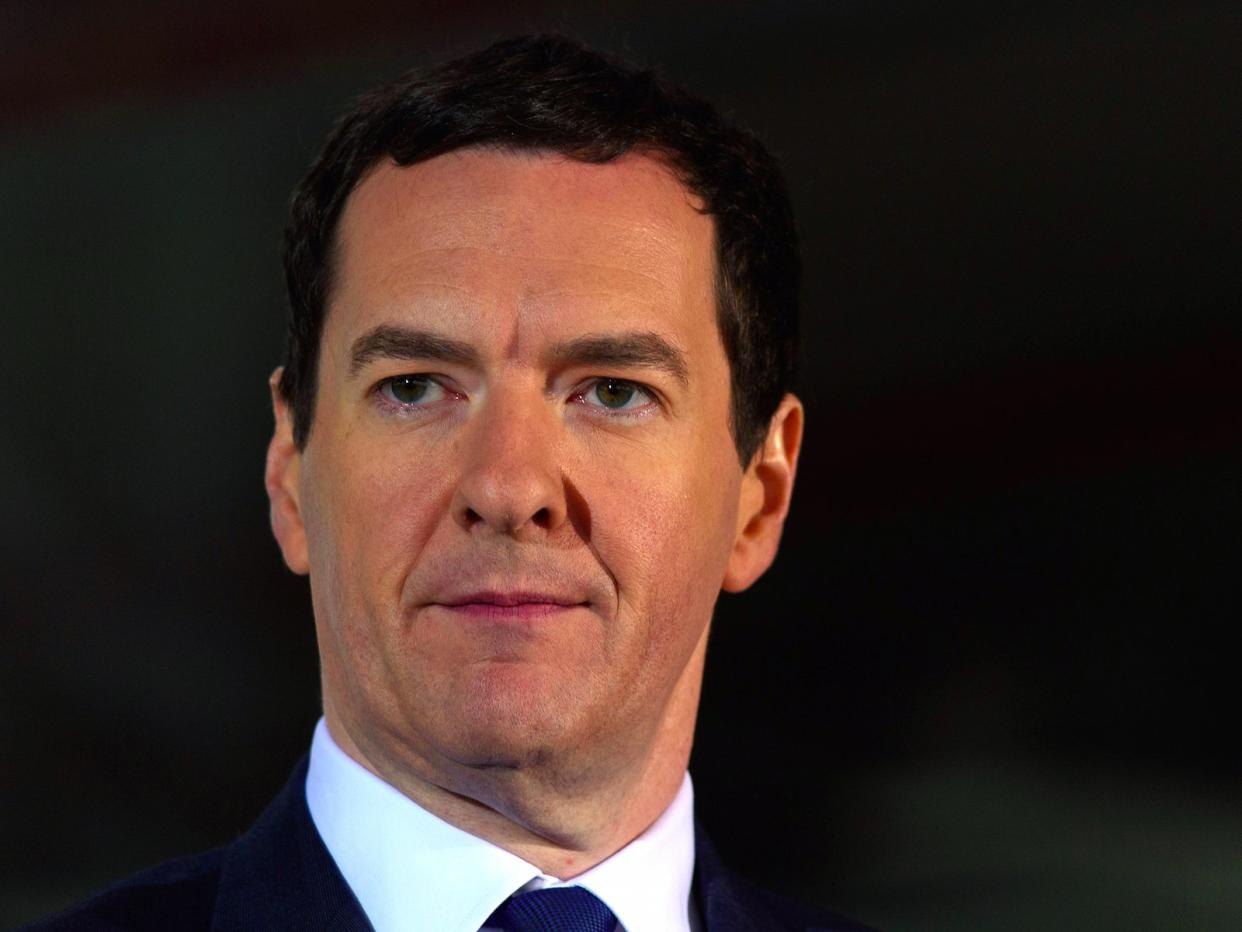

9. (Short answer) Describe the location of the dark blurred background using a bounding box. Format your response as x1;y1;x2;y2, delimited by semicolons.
2;1;1239;929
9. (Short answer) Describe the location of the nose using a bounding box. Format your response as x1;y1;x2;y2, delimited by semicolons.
451;391;567;538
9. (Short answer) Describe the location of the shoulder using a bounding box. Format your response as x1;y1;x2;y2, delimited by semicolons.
694;823;879;932
724;871;879;932
21;756;369;932
19;848;225;932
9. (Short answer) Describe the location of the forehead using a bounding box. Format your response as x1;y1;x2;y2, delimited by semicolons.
327;149;719;349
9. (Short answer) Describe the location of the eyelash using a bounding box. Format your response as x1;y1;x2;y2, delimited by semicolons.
371;375;660;419
569;378;658;416
374;375;459;414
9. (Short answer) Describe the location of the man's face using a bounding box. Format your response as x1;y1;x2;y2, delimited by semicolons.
268;149;795;802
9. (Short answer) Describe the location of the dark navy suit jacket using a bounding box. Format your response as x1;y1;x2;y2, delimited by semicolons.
25;758;876;932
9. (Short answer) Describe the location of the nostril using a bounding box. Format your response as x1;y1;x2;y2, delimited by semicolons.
452;470;565;535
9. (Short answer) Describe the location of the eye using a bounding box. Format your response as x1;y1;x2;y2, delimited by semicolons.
378;375;448;407
579;378;655;412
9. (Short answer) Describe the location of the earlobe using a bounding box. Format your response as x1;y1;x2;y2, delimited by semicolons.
722;394;804;593
265;368;310;576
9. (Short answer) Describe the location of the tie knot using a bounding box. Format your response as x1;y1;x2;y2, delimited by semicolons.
491;886;618;932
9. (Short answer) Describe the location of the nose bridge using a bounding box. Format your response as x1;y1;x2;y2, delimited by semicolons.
454;379;565;535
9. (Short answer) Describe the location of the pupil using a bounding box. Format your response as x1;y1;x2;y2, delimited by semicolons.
597;380;634;408
391;377;428;404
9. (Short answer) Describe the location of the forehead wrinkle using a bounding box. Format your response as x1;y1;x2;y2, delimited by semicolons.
520;266;677;308
348;244;683;308
490;223;698;283
348;188;699;266
353;279;480;306
325;279;483;357
404;243;687;292
340;171;708;297
498;307;523;363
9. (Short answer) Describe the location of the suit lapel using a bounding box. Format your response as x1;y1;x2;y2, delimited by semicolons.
694;822;777;932
694;823;873;932
204;760;866;932
211;757;373;932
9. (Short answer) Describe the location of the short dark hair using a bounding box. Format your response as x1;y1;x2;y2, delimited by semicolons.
279;34;800;464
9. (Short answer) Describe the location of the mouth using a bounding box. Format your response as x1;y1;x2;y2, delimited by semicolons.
435;590;589;620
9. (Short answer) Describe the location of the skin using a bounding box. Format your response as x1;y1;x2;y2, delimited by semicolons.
265;149;803;878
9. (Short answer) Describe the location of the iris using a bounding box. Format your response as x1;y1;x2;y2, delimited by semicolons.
594;379;637;408
388;375;431;404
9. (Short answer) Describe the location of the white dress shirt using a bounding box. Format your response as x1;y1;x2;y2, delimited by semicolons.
305;718;700;932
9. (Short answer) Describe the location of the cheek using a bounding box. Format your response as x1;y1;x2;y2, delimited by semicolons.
304;439;451;624
592;440;741;644
304;441;457;707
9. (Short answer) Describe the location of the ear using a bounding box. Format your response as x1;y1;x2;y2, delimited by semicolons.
265;368;310;575
722;394;804;593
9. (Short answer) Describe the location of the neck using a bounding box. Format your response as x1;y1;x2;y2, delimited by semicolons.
323;628;707;878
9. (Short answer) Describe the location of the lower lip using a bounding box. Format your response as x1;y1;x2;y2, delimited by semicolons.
440;602;583;621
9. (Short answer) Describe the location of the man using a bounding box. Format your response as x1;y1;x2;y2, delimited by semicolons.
31;35;874;932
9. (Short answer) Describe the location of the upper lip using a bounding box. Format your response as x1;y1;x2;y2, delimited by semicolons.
437;590;588;607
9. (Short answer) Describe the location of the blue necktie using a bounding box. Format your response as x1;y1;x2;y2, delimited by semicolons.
490;886;618;931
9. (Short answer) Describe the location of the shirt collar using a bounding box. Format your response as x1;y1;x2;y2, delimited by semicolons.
304;718;697;932
556;764;697;932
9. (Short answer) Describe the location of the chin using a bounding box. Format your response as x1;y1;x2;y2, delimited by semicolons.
438;667;593;770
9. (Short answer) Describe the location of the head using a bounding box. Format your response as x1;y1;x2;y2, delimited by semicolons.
279;34;800;466
265;35;804;834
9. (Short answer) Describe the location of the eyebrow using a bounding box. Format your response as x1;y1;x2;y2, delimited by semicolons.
347;324;689;386
348;325;480;375
546;332;690;386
